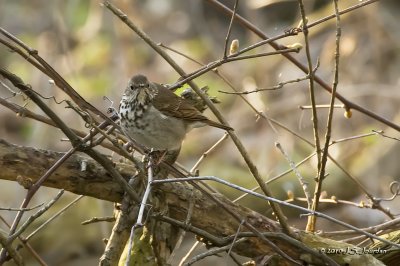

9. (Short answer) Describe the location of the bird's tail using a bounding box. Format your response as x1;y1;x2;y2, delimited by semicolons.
206;120;233;131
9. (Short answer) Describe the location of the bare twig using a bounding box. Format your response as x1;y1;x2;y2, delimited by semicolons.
0;204;43;212
234;152;315;203
167;190;196;264
374;130;400;142
320;216;400;238
183;239;247;266
223;0;239;58
227;219;245;256
226;47;300;62
8;190;64;242
190;133;228;172
296;0;322;233
219;74;309;95
275;142;312;208
307;0;342;232
26;195;84;241
81;216;116;225
179;241;200;266
125;157;154;266
330;131;382;144
299;104;344;110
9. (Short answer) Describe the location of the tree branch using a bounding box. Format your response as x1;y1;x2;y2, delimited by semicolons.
0;139;389;264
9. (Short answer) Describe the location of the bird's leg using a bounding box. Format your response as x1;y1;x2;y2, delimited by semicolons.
147;149;180;166
150;150;168;166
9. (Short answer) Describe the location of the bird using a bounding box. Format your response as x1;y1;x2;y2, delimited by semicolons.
118;74;232;152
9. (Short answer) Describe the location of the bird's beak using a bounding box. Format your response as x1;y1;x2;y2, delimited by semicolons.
137;87;149;103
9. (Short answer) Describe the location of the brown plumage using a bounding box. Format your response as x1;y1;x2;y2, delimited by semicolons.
118;74;232;151
151;81;233;131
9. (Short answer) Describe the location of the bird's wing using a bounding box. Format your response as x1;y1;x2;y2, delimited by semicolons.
152;83;233;130
151;83;209;122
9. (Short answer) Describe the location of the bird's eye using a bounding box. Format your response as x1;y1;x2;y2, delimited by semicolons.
130;85;135;90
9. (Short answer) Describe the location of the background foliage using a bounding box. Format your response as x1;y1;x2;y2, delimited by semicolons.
1;0;400;265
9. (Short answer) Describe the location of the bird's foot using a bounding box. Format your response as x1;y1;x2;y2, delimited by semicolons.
147;149;168;165
145;149;180;165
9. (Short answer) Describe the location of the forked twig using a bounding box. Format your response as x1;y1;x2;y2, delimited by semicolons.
307;0;342;232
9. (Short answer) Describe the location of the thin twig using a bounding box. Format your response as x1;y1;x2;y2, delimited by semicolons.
299;104;344;110
0;68;81;144
219;74;309;95
25;195;84;241
298;0;321;232
296;0;322;232
310;0;342;232
226;47;300;62
167;190;196;264
81;216;116;225
178;241;200;266
0;204;43;212
275;142;312;208
183;239;247;266
190;133;228;173
125;156;154;266
320;216;400;238
223;0;239;58
227;219;245;256
307;0;380;29
234;152;315;202
8;190;64;242
288;196;372;210
330;131;381;144
374;129;400;142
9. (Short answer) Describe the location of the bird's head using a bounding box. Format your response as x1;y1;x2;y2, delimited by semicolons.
123;74;155;104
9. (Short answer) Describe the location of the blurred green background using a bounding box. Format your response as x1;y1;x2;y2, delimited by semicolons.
1;0;400;265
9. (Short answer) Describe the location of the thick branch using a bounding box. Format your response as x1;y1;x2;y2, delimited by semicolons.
0;139;130;202
0;139;386;264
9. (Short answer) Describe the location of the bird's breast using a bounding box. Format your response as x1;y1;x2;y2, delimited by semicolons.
118;101;186;150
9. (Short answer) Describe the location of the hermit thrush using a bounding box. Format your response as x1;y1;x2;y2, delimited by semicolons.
119;74;232;152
